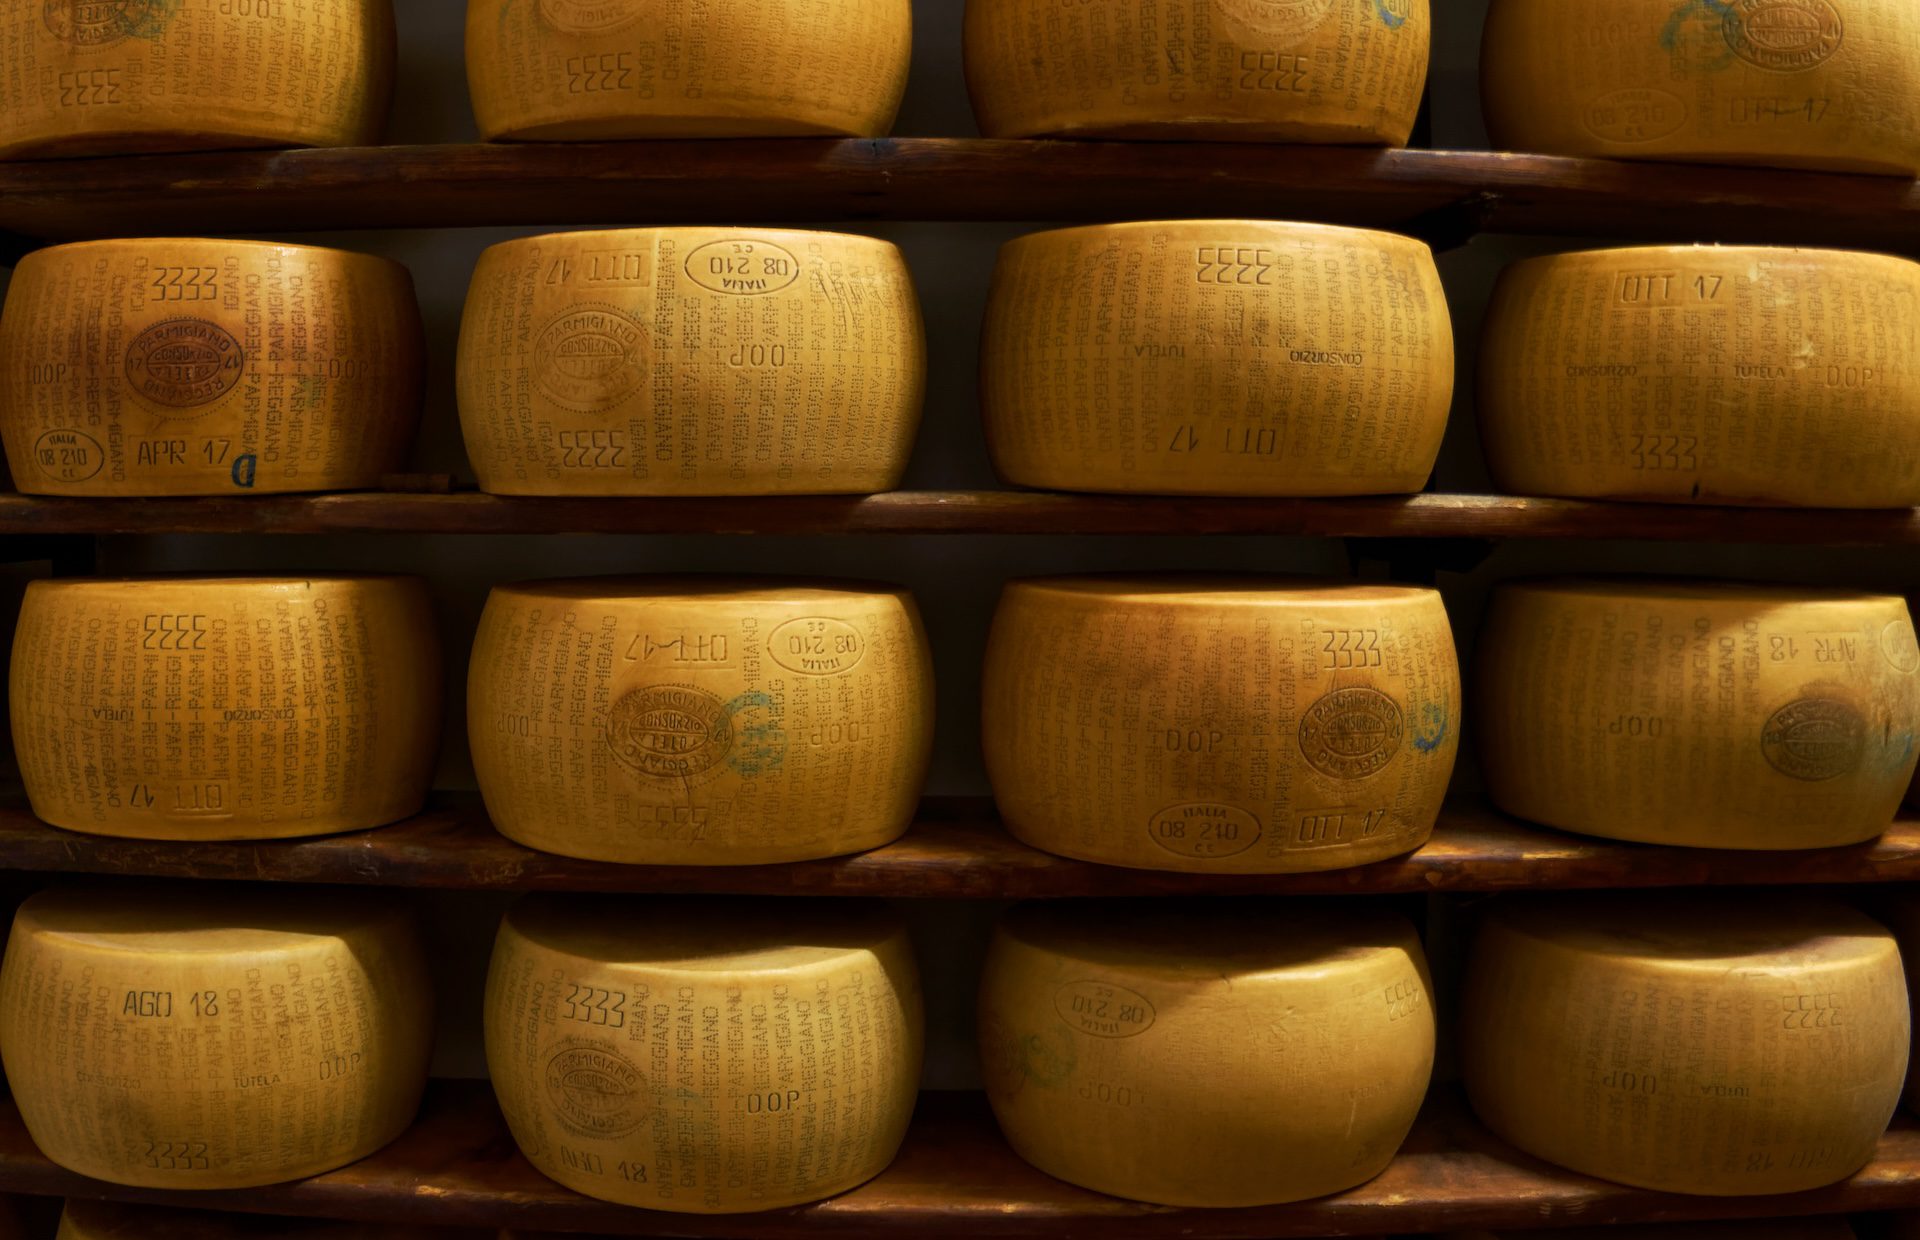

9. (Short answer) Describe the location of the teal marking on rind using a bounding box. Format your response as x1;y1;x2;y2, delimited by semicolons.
122;0;183;41
1660;0;1739;71
1412;702;1448;754
722;690;787;776
1374;0;1408;30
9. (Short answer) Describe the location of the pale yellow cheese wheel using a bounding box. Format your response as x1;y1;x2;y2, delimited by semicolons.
456;228;924;497
980;900;1434;1207
981;221;1453;496
469;577;934;864
1885;898;1920;1114
0;239;424;497
59;1198;463;1238
1460;893;1910;1195
465;0;910;140
1477;578;1920;849
965;0;1430;142
10;576;442;841
982;576;1460;873
1451;1221;1857;1240
485;896;922;1213
0;886;434;1190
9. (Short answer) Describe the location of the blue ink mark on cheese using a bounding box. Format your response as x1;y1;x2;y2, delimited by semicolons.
1412;703;1449;754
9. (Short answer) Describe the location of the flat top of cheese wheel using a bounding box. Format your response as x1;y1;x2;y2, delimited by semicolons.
1493;576;1906;608
25;236;401;268
482;225;893;255
28;574;420;597
1486;894;1893;968
505;896;904;973
493;576;910;603
1002;900;1417;974
16;886;410;955
1005;218;1432;253
1007;575;1438;607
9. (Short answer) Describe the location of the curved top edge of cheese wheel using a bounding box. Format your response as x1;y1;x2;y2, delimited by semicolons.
16;885;417;955
1002;219;1433;256
1000;900;1419;973
26;574;429;598
504;896;907;973
1002;575;1441;607
489;575;914;604
1490;575;1907;609
1482;893;1894;969
480;226;903;259
1502;244;1919;275
19;236;408;274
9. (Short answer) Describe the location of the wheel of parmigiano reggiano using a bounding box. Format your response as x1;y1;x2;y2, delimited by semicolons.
469;578;933;864
0;239;424;497
1481;0;1920;176
1479;245;1920;508
1476;578;1920;849
1450;1221;1857;1240
456;228;923;496
965;0;1430;143
1460;893;1910;1195
58;1199;468;1239
980;221;1453;496
485;896;922;1213
10;576;442;841
979;900;1434;1207
982;576;1460;873
0;887;433;1190
1884;899;1920;1115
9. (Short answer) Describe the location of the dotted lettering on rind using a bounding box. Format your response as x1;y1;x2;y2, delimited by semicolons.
1760;695;1866;781
1298;686;1406;780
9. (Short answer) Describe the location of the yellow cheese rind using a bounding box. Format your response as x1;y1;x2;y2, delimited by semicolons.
1460;893;1909;1196
964;0;1430;142
982;576;1460;873
456;228;925;496
1476;578;1920;849
58;1198;458;1238
10;576;443;841
1885;900;1920;1115
0;239;424;497
0;887;433;1190
980;221;1453;496
979;901;1434;1207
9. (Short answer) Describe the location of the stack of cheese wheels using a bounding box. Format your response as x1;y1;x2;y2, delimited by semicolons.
1450;1222;1857;1240
979;900;1434;1207
965;0;1431;143
10;576;442;841
0;239;424;497
1477;578;1920;849
1481;0;1920;175
0;886;434;1189
980;221;1453;496
59;1199;473;1238
469;577;934;864
1461;893;1910;1195
456;228;925;496
982;576;1460;873
486;896;922;1212
465;0;911;139
0;0;394;160
1480;245;1920;508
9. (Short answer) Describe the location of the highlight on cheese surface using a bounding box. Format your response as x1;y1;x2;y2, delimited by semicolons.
1461;892;1909;1196
485;895;923;1213
1886;899;1920;1115
965;0;1430;142
980;220;1453;496
1450;1221;1858;1240
1477;577;1920;849
0;886;434;1190
1480;245;1920;508
469;577;934;864
1481;0;1920;175
979;900;1434;1207
58;1198;473;1238
0;238;424;497
465;0;911;139
456;228;925;496
982;576;1460;873
11;575;442;841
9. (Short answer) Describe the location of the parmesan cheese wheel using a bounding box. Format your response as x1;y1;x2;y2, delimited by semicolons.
0;887;434;1190
468;578;933;864
1460;893;1910;1195
0;239;424;497
1452;1222;1857;1240
485;896;922;1213
980;221;1453;496
456;228;924;496
59;1199;461;1238
982;576;1460;873
979;901;1435;1207
1476;578;1920;849
1481;0;1920;176
1885;899;1920;1114
965;0;1430;143
1479;245;1920;508
10;576;442;841
0;0;394;160
465;0;910;140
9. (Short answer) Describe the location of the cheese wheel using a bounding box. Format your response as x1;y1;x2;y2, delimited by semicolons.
1482;0;1920;176
1477;578;1920;849
485;896;922;1213
1452;1222;1857;1240
0;887;434;1190
1460;893;1910;1195
456;228;923;496
1480;245;1920;508
980;221;1453;496
469;578;933;864
979;901;1434;1207
465;0;910;140
1886;899;1920;1114
10;576;442;841
59;1199;461;1239
0;0;393;160
0;239;424;497
982;576;1460;873
964;0;1430;143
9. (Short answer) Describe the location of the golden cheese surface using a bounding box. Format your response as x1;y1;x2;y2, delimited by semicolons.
58;1198;465;1238
1886;898;1920;1115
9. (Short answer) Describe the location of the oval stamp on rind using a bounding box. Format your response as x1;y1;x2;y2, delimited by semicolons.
124;318;245;414
543;1038;645;1140
537;0;643;34
1722;0;1844;72
533;303;648;414
1583;88;1689;143
1214;0;1338;43
685;240;803;298
31;429;105;483
43;0;168;48
769;617;866;677
605;684;733;781
1882;619;1920;674
1054;980;1157;1039
1146;802;1261;860
1299;686;1405;780
1761;695;1865;781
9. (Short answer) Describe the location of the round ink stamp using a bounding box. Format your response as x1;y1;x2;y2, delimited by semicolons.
1722;0;1844;72
533;303;648;414
605;684;734;781
124;318;245;414
543;1038;644;1139
1298;686;1405;780
1762;696;1865;781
